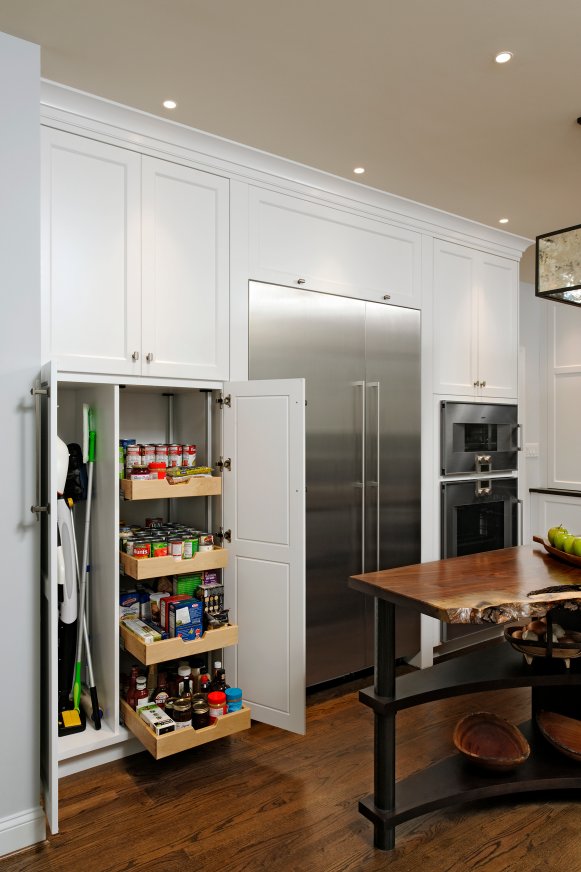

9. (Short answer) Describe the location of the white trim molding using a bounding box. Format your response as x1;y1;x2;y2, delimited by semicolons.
0;807;46;859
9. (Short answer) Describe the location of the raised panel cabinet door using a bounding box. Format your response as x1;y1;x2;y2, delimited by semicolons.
41;128;141;375
432;240;478;395
141;157;229;380
476;253;518;399
249;187;421;308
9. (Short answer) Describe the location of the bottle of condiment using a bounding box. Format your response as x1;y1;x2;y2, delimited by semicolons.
134;675;150;711
200;673;211;699
126;666;139;709
177;664;192;697
152;671;170;710
210;661;227;693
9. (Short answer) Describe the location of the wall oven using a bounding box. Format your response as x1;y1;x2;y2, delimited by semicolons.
441;477;519;559
441;401;519;476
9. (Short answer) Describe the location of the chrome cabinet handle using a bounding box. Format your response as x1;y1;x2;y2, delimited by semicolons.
353;381;365;573
30;383;50;520
368;381;380;571
146;353;153;363
516;423;522;451
297;278;306;285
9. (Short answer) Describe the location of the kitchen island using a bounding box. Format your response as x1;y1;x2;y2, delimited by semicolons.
350;544;581;851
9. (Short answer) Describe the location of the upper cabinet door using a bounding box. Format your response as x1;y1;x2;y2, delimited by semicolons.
476;253;518;399
141;157;229;380
249;187;422;309
42;128;142;375
433;240;478;396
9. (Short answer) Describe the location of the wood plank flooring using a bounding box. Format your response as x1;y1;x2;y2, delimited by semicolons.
3;680;581;872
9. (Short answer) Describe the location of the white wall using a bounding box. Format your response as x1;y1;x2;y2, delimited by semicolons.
0;33;44;854
519;280;547;497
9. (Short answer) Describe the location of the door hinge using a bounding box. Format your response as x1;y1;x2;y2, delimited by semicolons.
216;394;231;408
215;457;232;472
214;528;232;544
30;386;50;398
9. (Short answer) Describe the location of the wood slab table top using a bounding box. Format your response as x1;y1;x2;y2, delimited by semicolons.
349;544;581;624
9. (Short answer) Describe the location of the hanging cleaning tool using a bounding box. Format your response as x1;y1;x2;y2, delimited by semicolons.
72;405;98;718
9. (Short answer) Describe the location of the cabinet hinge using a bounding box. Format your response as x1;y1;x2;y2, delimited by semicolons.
215;457;232;472
214;527;232;544
216;394;231;408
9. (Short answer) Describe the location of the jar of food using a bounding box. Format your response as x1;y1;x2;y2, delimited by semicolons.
148;462;166;480
207;691;227;723
225;687;243;713
172;696;192;729
177;664;192;696
130;466;150;480
192;701;210;729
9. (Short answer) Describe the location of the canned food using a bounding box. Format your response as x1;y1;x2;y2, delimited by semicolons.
168;444;182;468
155;444;169;464
169;539;183;558
133;542;151;559
145;517;164;529
151;541;168;558
199;534;214;552
182;537;199;559
125;444;142;471
182;444;197;467
141;444;156;466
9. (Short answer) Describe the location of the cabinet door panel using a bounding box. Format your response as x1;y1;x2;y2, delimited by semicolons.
249;187;421;308
42;128;141;375
223;379;305;734
477;254;518;399
141;157;229;380
433;240;477;395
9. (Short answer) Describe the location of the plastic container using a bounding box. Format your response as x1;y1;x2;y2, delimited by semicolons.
207;691;227;723
225;687;243;713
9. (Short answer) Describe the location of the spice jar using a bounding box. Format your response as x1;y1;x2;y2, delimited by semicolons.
207;691;227;723
172;696;192;729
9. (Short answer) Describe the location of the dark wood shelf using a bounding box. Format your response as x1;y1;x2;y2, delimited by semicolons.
359;721;581;830
360;641;581;715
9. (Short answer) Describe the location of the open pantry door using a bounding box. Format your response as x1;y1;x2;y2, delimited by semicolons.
222;379;306;734
38;361;59;834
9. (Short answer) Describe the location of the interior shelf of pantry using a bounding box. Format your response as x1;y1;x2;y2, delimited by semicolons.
120;621;238;666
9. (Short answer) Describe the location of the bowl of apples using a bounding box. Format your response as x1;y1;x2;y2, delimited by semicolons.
533;526;581;568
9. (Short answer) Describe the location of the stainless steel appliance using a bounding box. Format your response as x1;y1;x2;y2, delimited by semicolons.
441;477;519;558
249;281;421;686
440;401;519;476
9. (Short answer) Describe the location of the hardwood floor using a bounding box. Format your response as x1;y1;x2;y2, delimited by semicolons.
3;680;581;872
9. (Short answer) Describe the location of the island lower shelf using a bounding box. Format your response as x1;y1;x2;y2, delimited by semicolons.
120;622;238;666
120;700;251;759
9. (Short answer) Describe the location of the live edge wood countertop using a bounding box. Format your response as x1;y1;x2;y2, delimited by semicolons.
350;544;581;625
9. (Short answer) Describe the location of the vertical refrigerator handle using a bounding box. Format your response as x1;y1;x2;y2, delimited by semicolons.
354;381;365;573
368;382;380;570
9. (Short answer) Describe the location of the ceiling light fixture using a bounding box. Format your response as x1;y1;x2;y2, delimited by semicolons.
163;99;177;109
353;167;365;175
499;218;509;224
536;223;581;306
495;51;513;64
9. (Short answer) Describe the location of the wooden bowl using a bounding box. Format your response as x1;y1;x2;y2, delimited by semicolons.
536;711;581;762
453;712;530;771
504;624;581;668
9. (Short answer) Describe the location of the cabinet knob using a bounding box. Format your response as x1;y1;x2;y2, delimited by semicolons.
146;353;154;363
474;380;479;388
383;294;391;301
297;278;306;285
132;351;139;362
480;380;486;388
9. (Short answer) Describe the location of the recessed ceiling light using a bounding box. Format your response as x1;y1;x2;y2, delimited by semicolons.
495;51;513;64
353;167;365;175
163;99;177;109
499;218;509;224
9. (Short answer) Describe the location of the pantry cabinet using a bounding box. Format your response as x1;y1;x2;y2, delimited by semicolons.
42;129;230;380
39;368;305;835
249;187;422;309
432;239;518;399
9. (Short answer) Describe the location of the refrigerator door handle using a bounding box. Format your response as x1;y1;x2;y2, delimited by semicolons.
353;380;366;572
367;381;380;570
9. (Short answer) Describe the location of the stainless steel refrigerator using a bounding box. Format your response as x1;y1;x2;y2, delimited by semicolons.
249;281;421;685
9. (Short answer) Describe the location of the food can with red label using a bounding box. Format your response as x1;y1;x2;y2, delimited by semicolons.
151;541;168;558
141;444;156;466
133;541;151;559
182;444;197;467
155;444;169;465
199;534;214;552
168;444;182;468
169;539;183;559
125;444;142;472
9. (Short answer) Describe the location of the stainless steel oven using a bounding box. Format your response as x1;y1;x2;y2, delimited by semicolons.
440;401;519;476
441;477;519;559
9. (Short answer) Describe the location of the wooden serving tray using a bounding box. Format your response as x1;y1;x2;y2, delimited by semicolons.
532;535;581;568
120;546;228;580
120;476;221;501
120;622;238;666
120;699;251;759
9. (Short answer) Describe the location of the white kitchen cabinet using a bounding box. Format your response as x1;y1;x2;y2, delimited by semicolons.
249;187;422;309
42;130;230;380
432;239;518;399
40;370;305;834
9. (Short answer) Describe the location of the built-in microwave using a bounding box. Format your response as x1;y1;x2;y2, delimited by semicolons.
440;401;520;476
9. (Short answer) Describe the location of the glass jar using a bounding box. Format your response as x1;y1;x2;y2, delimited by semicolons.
192;701;210;729
172;696;192;729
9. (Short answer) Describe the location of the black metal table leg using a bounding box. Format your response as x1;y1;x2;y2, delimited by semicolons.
373;597;396;849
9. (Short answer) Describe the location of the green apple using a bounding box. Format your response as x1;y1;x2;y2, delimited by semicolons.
563;534;578;554
548;525;568;546
553;529;570;550
572;538;581;558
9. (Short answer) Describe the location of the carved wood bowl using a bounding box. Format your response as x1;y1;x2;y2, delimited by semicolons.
536;711;581;762
453;712;530;771
504;624;581;668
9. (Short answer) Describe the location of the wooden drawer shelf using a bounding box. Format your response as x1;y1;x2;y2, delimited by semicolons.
120;699;251;759
120;475;221;501
120;622;238;666
120;546;228;580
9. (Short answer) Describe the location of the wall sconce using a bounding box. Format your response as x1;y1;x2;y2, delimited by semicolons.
536;223;581;305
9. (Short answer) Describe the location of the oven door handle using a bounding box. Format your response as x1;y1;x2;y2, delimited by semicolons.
517;497;523;545
516;423;522;452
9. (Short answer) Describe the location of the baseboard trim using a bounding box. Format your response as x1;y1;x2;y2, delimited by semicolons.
58;736;143;778
0;807;46;859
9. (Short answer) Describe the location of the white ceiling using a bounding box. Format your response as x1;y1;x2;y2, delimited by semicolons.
2;0;581;280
